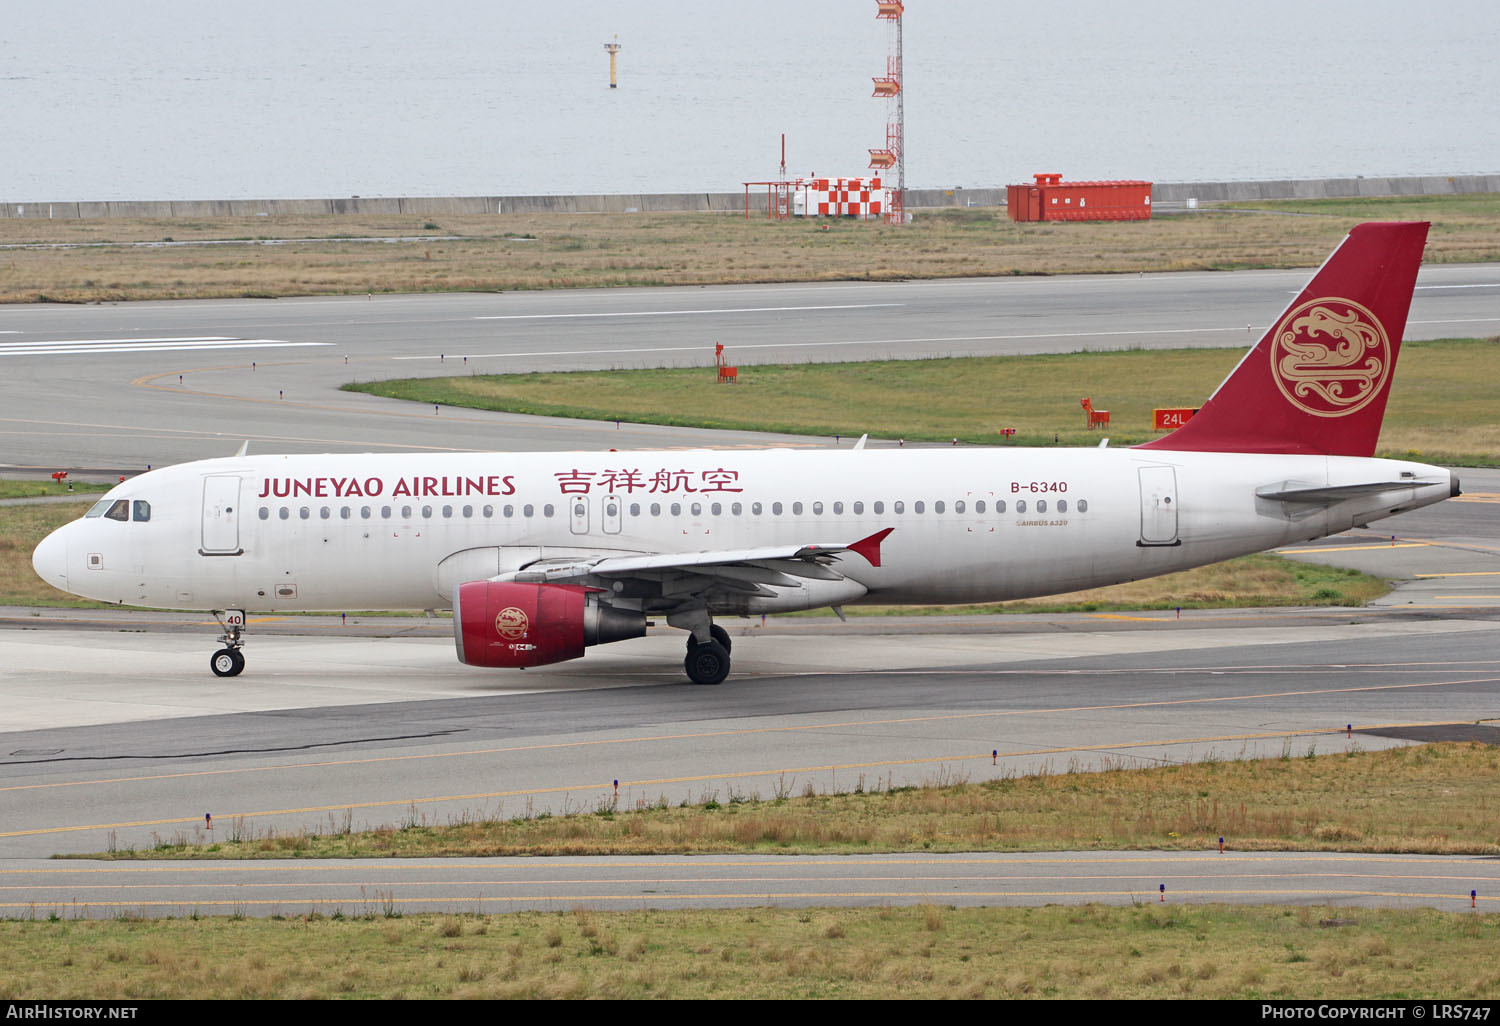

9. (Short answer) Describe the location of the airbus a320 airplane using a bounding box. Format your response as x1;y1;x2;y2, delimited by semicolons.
32;222;1458;685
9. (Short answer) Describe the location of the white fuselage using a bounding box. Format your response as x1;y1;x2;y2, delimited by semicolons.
33;447;1455;614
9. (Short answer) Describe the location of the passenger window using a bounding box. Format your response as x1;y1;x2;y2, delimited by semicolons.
279;507;290;520
955;501;965;514
772;502;783;515
690;502;702;516
792;502;804;515
1057;499;1067;513
523;505;534;518
607;501;619;517
462;505;473;518
105;500;130;521
502;505;513;518
914;501;925;514
401;505;412;519
340;506;351;519
1016;500;1027;513
259;507;269;520
442;505;453;518
381;506;392;519
545;504;556;518
650;503;662;517
670;503;681;516
421;505;433;519
630;503;641;517
731;502;742;515
894;501;904;514
299;507;310;520
812;502;823;515
752;502;762;515
1037;500;1047;513
320;506;331;519
934;501;945;514
1077;499;1089;513
132;500;151;522
874;501;884;514
996;500;1006;514
482;505;494;518
975;500;985;513
852;501;862;514
361;506;372;519
710;502;721;516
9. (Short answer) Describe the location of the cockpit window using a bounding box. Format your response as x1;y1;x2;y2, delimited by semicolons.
86;499;113;518
104;500;130;522
132;500;151;522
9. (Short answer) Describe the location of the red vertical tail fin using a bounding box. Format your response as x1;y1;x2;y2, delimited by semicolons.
1138;221;1428;457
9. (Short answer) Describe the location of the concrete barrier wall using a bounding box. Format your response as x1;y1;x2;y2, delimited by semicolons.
1151;174;1500;204
3;175;1496;219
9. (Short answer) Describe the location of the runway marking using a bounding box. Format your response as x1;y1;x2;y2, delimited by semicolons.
2;870;1487;890
397;325;1254;361
1453;492;1500;504
1277;542;1430;554
0;888;1491;911
3;710;1488;839
473;303;902;320
5;852;1486;876
1415;571;1500;578
0;337;332;357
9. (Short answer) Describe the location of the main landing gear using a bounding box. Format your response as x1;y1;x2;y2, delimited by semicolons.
210;609;247;677
682;622;732;686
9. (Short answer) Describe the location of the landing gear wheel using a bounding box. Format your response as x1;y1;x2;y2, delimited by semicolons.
210;647;245;677
686;624;733;655
684;640;731;686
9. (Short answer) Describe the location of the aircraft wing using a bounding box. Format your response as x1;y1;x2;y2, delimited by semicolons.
497;528;893;593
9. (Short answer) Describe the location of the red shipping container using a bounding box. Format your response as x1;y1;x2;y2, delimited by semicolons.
1008;173;1152;222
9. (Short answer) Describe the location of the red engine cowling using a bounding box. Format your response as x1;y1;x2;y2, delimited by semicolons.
452;581;646;668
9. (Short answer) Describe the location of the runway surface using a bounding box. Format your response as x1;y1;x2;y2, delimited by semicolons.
2;264;1498;469
1;269;1496;917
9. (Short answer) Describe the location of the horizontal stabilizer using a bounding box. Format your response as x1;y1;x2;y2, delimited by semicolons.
1255;479;1444;505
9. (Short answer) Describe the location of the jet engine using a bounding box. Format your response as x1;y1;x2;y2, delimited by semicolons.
452;581;647;668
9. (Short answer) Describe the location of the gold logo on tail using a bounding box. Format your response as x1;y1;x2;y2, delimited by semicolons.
1269;298;1390;417
495;606;529;640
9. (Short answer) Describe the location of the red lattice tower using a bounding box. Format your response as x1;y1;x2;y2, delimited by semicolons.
869;1;904;224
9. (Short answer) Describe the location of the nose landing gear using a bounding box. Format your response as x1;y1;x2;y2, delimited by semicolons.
210;609;247;677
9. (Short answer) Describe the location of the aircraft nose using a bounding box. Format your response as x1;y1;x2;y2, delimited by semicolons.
32;526;69;593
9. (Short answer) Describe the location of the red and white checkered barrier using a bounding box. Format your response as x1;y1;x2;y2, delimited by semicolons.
793;177;887;218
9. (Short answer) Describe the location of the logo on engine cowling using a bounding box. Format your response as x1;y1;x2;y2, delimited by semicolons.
494;606;529;640
1269;297;1390;418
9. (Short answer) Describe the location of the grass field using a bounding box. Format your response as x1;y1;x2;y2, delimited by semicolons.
87;745;1500;860
20;746;1499;998
345;337;1500;465
5;194;1500;304
3;904;1495;999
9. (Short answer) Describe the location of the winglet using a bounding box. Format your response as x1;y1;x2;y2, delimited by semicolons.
846;527;894;568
